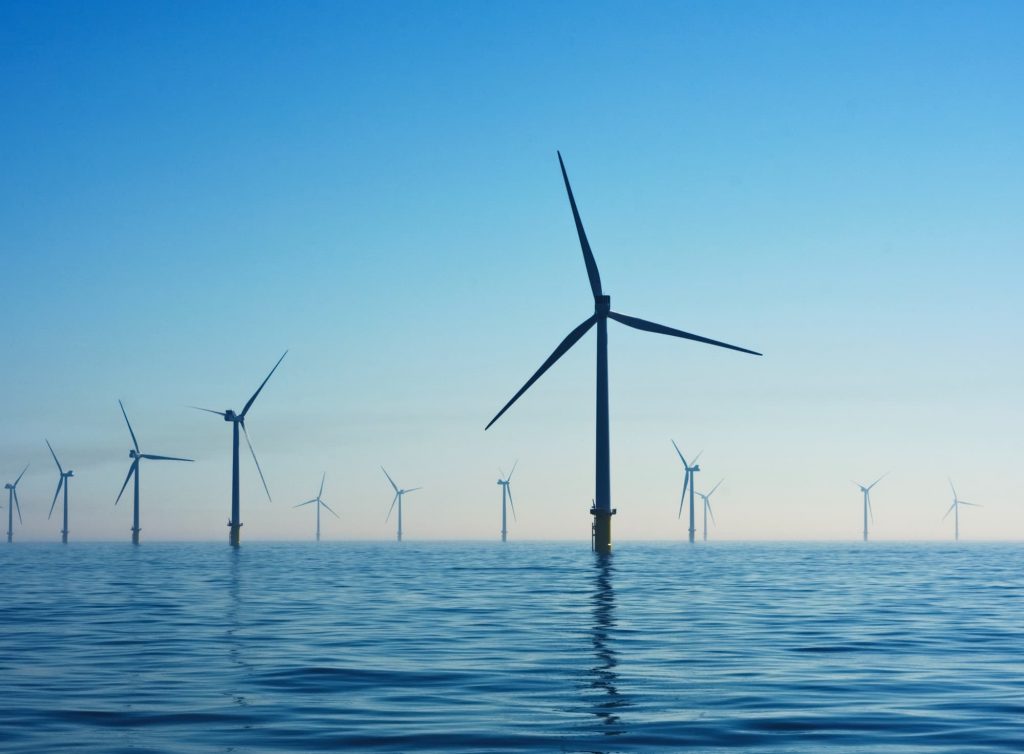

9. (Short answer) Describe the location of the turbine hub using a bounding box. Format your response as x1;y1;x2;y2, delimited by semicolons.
595;294;611;314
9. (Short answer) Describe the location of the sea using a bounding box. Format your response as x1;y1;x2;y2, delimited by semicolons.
0;541;1021;753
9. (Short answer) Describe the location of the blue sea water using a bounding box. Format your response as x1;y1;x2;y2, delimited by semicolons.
0;542;1021;753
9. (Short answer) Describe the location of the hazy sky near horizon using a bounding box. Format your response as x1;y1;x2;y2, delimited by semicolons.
1;1;1021;542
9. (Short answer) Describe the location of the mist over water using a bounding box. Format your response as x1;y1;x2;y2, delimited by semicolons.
0;542;1021;752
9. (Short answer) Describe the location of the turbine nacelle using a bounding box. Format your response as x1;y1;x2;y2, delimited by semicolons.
3;483;13;490
224;409;238;422
129;449;139;459
595;294;611;314
64;471;75;478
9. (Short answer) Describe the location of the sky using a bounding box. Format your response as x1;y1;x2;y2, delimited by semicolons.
1;1;1021;542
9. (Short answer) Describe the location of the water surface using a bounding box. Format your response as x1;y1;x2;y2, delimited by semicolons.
1;542;1021;752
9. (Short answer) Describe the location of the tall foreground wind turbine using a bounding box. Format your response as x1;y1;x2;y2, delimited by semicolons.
4;464;28;543
697;479;723;543
192;351;287;546
944;480;980;542
496;461;518;542
854;473;887;542
294;473;338;541
672;441;702;543
486;152;760;553
46;440;73;543
382;467;420;542
116;401;194;544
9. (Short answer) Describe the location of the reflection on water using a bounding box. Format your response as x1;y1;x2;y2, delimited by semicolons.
587;554;627;738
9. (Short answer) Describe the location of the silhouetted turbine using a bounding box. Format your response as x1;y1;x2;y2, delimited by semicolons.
944;479;980;542
46;440;74;543
191;351;287;546
697;479;723;543
854;473;887;542
294;473;338;541
486;152;760;553
497;461;519;542
672;441;702;543
382;467;421;542
116;400;193;544
4;464;28;543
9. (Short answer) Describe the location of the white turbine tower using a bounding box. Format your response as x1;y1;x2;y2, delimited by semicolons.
944;480;980;542
672;441;701;543
497;461;519;542
697;479;723;542
293;473;338;541
854;473;887;541
382;467;421;542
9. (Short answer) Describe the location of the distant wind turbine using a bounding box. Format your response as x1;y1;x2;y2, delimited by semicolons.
672;441;702;543
485;152;761;553
854;473;887;541
46;440;73;543
944;479;980;542
497;461;519;542
382;467;420;542
191;351;287;546
294;473;338;541
116;400;193;544
697;479;723;543
4;464;28;543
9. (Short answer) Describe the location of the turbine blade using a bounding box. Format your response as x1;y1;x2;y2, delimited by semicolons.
692;450;703;466
867;495;874;524
957;501;981;507
14;463;29;487
942;501;956;520
385;492;398;522
13;489;23;524
241;424;272;501
321;500;341;519
119;400;140;453
318;472;325;500
708;478;724;497
46;439;63;475
671;439;687;467
678;478;688;519
404;487;422;493
115;460;138;505
49;477;64;519
867;472;888;490
241;350;288;419
707;498;716;526
948;478;958;499
381;467;399;494
506;460;518;483
486;316;597;430
507;486;517;522
608;311;762;356
189;406;227;417
140;454;194;462
293;499;317;508
557;151;603;299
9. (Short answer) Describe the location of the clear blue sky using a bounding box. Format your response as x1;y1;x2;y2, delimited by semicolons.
1;1;1021;541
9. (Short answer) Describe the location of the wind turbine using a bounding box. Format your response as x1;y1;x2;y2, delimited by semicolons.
294;473;338;541
191;351;287;546
485;152;760;553
854;473;887;542
697;479;723;543
497;461;519;542
382;467;421;542
46;440;73;543
672;441;702;543
115;400;194;544
944;479;980;542
4;464;28;543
